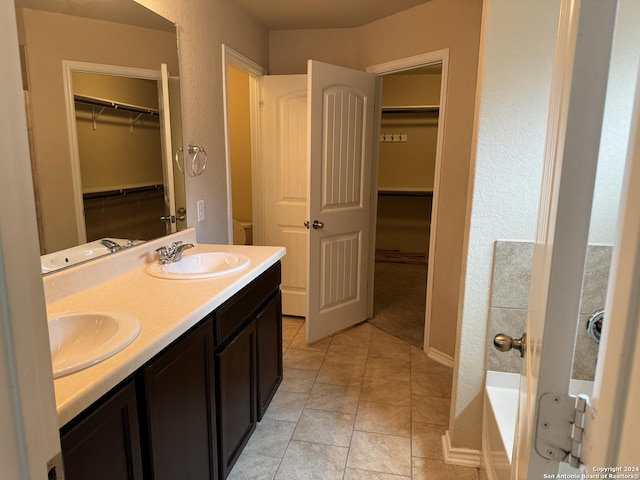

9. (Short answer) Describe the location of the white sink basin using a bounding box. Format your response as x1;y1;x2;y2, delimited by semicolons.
146;252;251;280
48;311;141;379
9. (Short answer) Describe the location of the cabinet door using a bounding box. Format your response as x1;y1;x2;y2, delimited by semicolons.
61;380;143;480
256;291;283;420
143;318;218;480
216;320;256;479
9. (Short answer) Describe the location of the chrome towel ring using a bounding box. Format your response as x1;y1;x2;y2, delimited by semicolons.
174;144;207;177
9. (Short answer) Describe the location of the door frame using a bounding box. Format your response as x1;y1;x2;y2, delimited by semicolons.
62;61;166;244
367;49;450;357
221;45;267;245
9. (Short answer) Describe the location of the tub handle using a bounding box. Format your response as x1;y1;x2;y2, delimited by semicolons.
494;333;526;357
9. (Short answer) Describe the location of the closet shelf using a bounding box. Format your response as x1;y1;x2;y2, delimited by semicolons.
381;105;439;113
82;183;163;200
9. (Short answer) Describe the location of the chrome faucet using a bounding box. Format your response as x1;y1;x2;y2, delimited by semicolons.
100;238;134;253
155;241;194;264
100;239;122;253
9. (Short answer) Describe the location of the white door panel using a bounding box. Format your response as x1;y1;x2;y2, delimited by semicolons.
306;60;376;343
509;1;618;477
261;75;308;316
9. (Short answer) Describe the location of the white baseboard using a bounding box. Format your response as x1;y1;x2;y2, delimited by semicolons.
426;346;455;368
442;430;482;467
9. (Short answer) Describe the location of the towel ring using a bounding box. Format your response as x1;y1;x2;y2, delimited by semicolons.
187;145;207;177
174;146;185;174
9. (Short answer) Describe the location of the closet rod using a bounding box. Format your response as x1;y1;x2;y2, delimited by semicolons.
74;94;160;117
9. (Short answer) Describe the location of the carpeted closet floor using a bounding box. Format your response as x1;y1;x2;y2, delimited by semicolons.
368;259;428;348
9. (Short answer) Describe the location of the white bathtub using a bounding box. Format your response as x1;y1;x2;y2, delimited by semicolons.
482;370;593;479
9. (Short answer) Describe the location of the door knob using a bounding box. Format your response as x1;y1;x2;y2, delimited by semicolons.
176;207;186;222
304;220;325;230
494;333;527;357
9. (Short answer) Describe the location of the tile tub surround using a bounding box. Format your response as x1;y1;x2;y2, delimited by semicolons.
228;318;480;480
486;241;611;380
47;237;286;427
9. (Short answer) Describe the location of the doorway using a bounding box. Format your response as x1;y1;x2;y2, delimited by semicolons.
367;64;442;348
367;51;449;357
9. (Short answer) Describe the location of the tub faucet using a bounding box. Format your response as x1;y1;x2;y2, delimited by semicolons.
155;241;194;264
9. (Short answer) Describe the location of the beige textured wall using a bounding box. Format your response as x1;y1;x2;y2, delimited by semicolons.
268;0;483;360
228;66;253;223
137;0;269;245
19;8;178;253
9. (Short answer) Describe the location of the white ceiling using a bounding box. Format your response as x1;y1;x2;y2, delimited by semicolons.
232;0;432;29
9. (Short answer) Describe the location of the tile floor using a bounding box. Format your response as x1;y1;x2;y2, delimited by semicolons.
228;317;480;479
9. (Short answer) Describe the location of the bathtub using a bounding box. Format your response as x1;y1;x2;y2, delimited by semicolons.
482;370;593;479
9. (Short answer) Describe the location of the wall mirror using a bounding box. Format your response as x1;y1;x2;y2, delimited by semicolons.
14;0;186;275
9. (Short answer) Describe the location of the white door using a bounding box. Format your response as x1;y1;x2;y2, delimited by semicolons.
158;63;177;234
306;60;376;343
261;75;309;316
505;1;619;477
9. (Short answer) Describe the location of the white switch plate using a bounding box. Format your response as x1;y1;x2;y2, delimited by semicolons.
197;200;205;222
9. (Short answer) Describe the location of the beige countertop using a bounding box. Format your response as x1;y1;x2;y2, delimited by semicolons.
49;241;285;427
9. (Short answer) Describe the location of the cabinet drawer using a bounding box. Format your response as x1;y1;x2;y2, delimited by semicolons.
214;262;281;346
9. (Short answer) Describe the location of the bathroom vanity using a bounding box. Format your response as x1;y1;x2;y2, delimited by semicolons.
46;232;285;480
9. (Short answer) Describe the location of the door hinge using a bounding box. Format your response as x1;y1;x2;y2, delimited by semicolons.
535;392;591;468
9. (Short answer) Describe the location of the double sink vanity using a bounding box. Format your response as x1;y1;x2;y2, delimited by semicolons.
45;228;285;479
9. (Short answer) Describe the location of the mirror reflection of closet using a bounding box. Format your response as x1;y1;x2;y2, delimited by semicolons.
73;73;166;242
15;1;184;272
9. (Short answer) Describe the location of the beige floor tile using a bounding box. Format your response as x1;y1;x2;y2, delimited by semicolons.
330;323;373;348
354;401;411;436
324;343;369;365
289;331;332;351
283;348;326;371
282;318;303;350
411;395;451;426
411;373;453;398
360;377;411;406
412;457;479;480
343;468;410;479
280;367;318;394
263;390;308;422
227;452;281;480
411;422;447;460
305;383;361;414
346;431;412;477
364;355;411;382
292;409;355;447
275;440;348;480
242;418;296;458
369;330;412;361
315;361;366;386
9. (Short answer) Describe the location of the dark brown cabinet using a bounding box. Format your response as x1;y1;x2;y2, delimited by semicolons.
256;291;282;420
59;262;282;480
215;320;256;479
60;380;143;480
142;317;218;480
214;262;282;479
